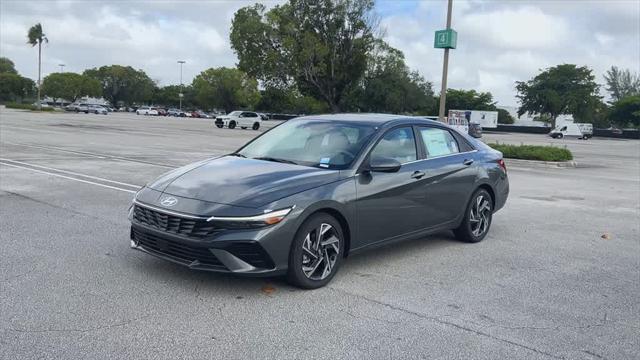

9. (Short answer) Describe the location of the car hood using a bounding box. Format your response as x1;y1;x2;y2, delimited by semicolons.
147;156;342;208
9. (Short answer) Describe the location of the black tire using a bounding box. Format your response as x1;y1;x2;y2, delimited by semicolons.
253;122;260;130
228;121;236;129
241;126;247;129
454;188;493;243
287;213;345;289
558;133;564;139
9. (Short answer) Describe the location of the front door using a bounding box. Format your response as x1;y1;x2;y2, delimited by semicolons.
355;127;427;248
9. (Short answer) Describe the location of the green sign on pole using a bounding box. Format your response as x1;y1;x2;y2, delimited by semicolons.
434;29;457;49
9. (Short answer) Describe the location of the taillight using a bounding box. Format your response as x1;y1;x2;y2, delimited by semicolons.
497;159;507;173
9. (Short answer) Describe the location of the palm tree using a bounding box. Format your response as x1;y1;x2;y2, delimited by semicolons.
27;23;48;110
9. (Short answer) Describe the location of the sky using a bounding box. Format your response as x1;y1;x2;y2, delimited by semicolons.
1;0;639;107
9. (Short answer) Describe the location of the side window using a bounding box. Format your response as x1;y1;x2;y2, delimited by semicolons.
244;112;257;118
419;127;459;157
370;127;417;164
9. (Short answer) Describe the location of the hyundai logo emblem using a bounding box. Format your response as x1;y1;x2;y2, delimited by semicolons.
160;196;178;207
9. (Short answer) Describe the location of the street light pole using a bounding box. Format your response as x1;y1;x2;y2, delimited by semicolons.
58;64;65;73
438;0;454;123
177;60;186;110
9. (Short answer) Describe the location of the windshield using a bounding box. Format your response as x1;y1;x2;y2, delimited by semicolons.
238;120;377;169
228;111;242;116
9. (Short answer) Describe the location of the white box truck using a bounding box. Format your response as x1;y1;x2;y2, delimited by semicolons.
549;123;593;139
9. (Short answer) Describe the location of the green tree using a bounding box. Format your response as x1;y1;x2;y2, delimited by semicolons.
256;86;328;114
191;67;260;113
352;40;435;114
442;89;496;113
42;72;102;104
230;0;377;112
497;108;515;124
0;73;35;102
516;64;601;128
27;23;48;109
83;65;156;106
604;66;640;102
609;96;640;128
153;85;195;108
0;57;18;74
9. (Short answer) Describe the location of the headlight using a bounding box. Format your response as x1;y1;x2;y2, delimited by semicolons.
206;207;294;229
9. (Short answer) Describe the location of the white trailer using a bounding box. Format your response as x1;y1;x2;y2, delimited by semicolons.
449;110;498;129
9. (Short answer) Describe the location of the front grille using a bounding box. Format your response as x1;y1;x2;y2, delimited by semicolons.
132;205;219;238
132;228;225;269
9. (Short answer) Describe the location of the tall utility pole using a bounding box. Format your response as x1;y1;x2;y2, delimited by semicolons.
437;0;455;123
58;64;65;73
177;60;186;110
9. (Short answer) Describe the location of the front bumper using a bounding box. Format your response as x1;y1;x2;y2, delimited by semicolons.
129;202;292;276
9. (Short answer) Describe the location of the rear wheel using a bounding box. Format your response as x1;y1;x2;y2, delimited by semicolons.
557;133;564;139
253;122;260;130
228;121;236;129
454;188;493;243
287;213;344;289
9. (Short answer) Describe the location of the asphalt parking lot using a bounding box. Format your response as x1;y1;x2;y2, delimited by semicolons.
1;107;638;359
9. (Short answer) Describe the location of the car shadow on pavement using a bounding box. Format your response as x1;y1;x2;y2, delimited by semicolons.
127;231;462;296
341;231;462;271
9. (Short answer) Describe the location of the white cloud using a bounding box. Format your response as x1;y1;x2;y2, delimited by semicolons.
458;6;570;50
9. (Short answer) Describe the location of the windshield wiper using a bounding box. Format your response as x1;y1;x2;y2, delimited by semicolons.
228;153;246;158
253;156;298;165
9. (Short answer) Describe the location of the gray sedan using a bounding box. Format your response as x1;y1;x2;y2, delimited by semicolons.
129;114;509;289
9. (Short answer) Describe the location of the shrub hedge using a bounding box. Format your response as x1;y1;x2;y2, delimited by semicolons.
488;143;573;162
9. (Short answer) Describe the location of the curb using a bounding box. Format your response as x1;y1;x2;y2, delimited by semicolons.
505;158;578;168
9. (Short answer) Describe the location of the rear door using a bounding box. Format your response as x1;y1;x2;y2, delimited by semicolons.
240;112;258;127
414;126;478;227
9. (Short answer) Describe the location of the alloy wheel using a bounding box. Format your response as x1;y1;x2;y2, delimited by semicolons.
301;223;340;281
470;194;491;237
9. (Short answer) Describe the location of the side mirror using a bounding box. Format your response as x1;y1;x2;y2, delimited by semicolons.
369;156;401;173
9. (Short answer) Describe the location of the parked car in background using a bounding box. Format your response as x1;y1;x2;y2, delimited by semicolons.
192;110;212;118
130;114;509;288
156;108;167;116
87;104;108;115
215;111;262;130
136;106;159;116
258;113;269;120
33;101;51;108
468;123;483;138
167;108;186;117
549;123;593;139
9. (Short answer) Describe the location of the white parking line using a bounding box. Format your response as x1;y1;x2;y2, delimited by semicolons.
0;162;137;194
0;158;141;188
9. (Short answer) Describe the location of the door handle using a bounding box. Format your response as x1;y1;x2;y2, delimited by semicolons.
411;171;425;179
463;159;474;166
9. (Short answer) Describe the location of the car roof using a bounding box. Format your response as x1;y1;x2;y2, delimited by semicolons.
294;113;443;126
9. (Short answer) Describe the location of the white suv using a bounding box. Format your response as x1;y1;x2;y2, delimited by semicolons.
215;111;262;130
136;106;158;116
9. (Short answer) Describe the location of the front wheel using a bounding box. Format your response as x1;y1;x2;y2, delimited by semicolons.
287;213;344;289
253;122;260;130
454;188;493;243
228;121;236;129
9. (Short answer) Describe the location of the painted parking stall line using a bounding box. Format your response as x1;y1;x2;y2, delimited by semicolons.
0;158;140;194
